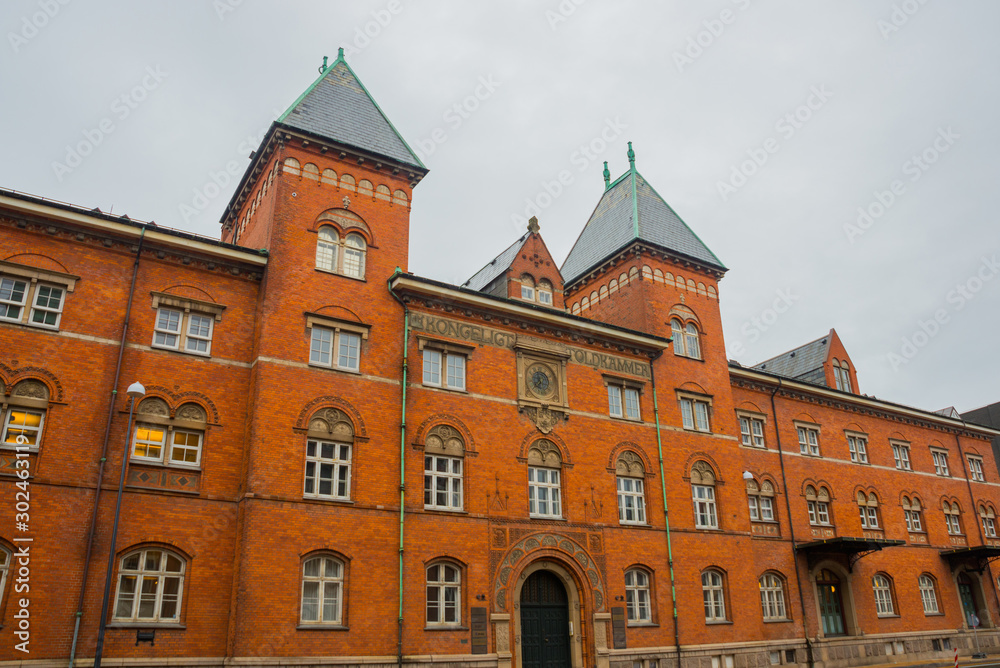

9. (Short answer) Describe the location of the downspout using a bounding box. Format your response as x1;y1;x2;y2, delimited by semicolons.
388;270;409;668
69;227;146;668
649;348;682;668
769;377;814;668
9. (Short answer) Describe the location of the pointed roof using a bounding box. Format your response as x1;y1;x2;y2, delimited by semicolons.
278;49;425;171
462;231;530;291
561;145;725;286
752;332;831;386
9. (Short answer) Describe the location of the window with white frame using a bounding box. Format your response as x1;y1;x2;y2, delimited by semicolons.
796;425;820;457
679;395;711;432
420;338;471;391
130;398;207;468
520;274;535;301
872;573;894;616
0;379;49;452
527;439;563;519
537;279;554;306
857;491;880;529
919;574;939;614
979;504;997;537
968;456;985;482
932;450;950;476
625;569;652;623
759;572;787;620
833;360;852;393
149;293;224;356
425;455;463;511
805;485;832;526
891;442;911;471
607;378;641;420
426;562;461;626
0;262;78;330
0;546;8;610
691;461;718;529
847;434;868;464
306;315;369;373
739;414;765;448
671;318;701;359
113;548;185;623
746;478;776;523
315;226;367;279
302;406;356;501
902;496;923;532
617;477;646;524
300;555;344;624
943;500;963;535
702;569;726;621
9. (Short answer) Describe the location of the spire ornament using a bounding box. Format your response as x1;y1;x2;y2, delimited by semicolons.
527;216;540;234
603;161;610;189
627;141;635;166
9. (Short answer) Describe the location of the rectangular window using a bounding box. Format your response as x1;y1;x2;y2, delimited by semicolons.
132;424;167;461
338;332;360;371
859;506;879;529
131;424;204;468
797;426;820;456
310;327;362;372
905;510;922;532
624;388;640;420
30;284;64;328
421;343;469;391
680;397;711;432
847;435;868;463
617;477;646;524
760;496;774;522
185;314;213;354
521;285;535;301
739;416;765;448
152;306;216;356
169;430;203;467
424;455;463;511
304;440;351;500
808;501;830;525
608;386;623;418
537;290;553;305
931;450;950;476
0;265;77;331
983;516;997;537
608;381;642;420
153;308;182;349
692;485;718;529
423;349;441;385
1;409;45;449
748;496;759;521
0;277;27;321
892;443;911;471
968;457;985;482
946;513;962;535
528;467;561;518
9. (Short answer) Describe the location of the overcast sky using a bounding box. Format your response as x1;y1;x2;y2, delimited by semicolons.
3;1;998;415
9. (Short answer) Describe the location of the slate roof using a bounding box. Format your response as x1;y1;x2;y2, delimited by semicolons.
561;168;725;286
278;52;424;171
752;334;830;382
462;232;529;291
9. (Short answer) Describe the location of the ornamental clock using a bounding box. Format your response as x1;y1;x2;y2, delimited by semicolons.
525;363;556;400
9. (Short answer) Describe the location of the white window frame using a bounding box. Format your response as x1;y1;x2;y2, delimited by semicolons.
607;378;642;421
679;394;711;432
671;318;702;359
859;505;879;529
738;413;766;448
891;441;912;471
847;434;868;464
528;466;562;519
625;569;652;624
150;293;225;357
315;226;367;279
968;456;985;482
131;422;205;469
617;476;646;525
702;570;726;622
306;315;370;373
537;283;553;305
905;509;923;532
759;573;787;620
1;407;45;451
872;574;894;616
300;555;344;625
422;349;466;391
944;504;963;535
692;484;718;529
424;454;463;511
0;262;78;331
807;500;831;526
931;450;950;476
426;562;461;626
304;439;352;501
796;423;821;457
919;575;939;614
980;506;997;537
112;548;185;623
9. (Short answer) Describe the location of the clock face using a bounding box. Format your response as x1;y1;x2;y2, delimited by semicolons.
531;370;550;393
526;364;555;398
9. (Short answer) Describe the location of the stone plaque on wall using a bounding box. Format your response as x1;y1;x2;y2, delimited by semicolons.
611;606;627;649
471;606;488;654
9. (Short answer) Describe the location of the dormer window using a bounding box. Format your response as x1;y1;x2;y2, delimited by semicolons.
520;274;535;301
537;279;553;305
833;359;852;392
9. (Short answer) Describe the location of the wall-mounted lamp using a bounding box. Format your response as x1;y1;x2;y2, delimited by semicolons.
742;471;754;480
475;594;486;601
614;595;625;601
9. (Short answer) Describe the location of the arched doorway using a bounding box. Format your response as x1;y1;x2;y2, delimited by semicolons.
816;569;846;636
520;570;571;668
956;571;992;628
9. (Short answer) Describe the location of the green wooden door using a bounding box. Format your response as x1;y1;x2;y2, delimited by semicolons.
520;570;571;668
816;570;845;636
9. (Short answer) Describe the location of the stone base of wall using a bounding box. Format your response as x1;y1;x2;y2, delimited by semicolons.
2;656;500;668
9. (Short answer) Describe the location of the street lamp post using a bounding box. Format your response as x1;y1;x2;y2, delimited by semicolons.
93;381;145;668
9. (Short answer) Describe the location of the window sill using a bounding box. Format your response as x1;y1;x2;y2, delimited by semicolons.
683;428;713;435
302;496;355;505
297;624;348;631
763;618;794;624
924;612;946;617
619;522;651;528
705;620;733;625
315;267;366;282
107;622;185;629
0;318;61;332
424;507;468;515
150;344;212;359
529;515;567;521
129;459;202;472
876;614;900;619
610;415;643;423
627;622;659;628
422;384;468;394
308;362;361;375
424;625;468;632
0;446;38;453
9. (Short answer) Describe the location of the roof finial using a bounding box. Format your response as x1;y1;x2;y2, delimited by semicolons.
602;161;610;189
338;46;345;60
527;216;540;234
627;141;635;166
319;56;328;74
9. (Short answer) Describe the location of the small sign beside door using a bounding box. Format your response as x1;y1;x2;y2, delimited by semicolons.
611;606;627;649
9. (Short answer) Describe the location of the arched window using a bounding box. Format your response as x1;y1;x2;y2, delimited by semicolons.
1;379;50;452
625;568;651;623
304;408;355;501
759;572;787;620
670;319;701;359
903;496;923;533
113;547;185;622
616;452;646;525
919;574;939;614
423;425;465;512
806;485;832;526
872;573;895;616
315;225;367;279
316;226;339;272
702;569;726;621
857;491;879;529
519;274;535;301
426;562;461;626
685;323;701;359
943;500;963;535
979;504;997;537
691;461;718;529
671;319;684;355
832;359;843;391
132;399;207;468
300;554;344;624
747;478;776;523
0;545;9;610
537;279;553;306
343;233;366;278
527;439;562;519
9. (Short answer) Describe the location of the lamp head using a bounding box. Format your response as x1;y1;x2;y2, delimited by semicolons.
742;471;754;480
126;382;146;399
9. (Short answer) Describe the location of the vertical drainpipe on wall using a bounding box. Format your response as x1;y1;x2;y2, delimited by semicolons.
388;270;408;668
769;377;815;668
649;348;682;668
68;227;146;668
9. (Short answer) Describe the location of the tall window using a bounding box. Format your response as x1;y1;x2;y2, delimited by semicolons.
0;263;76;330
931;450;950;476
0;379;50;452
968;456;985;482
857;492;880;529
902;496;923;533
833;360;852;393
300;555;344;624
759;573;787;620
847;434;868;464
0;546;9;610
608;382;641;420
131;399;207;468
739;415;765;448
422;424;466;511
872;574;895;616
426;562;461;626
979;504;997;537
919;574;939;614
671;319;701;359
797;425;820;457
691;461;718;529
113;548;185;623
316;225;367;279
702;569;726;622
527;439;563;519
679;396;711;432
423;349;466;391
303;407;355;501
943;500;963;535
746;478;776;523
616;452;647;525
625;569;652;623
891;442;911;470
805;485;832;526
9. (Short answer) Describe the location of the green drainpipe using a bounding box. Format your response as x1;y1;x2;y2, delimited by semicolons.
388;270;409;668
650;349;682;668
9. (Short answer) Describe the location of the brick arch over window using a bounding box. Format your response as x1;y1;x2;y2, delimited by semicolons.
141;385;219;423
518;431;571;466
678;381;709;395
736;400;765;413
802;479;835;499
315;209;374;244
0;362;64;403
294;396;368;440
412;414;476;455
606;441;654;477
683;452;722;482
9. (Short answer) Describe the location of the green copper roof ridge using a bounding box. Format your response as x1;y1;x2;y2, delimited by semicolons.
277;51;344;124
634;169;726;269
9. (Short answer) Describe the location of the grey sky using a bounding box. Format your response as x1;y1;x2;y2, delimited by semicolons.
3;1;998;415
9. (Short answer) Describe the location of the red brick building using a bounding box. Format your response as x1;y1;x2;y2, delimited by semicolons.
1;51;999;668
